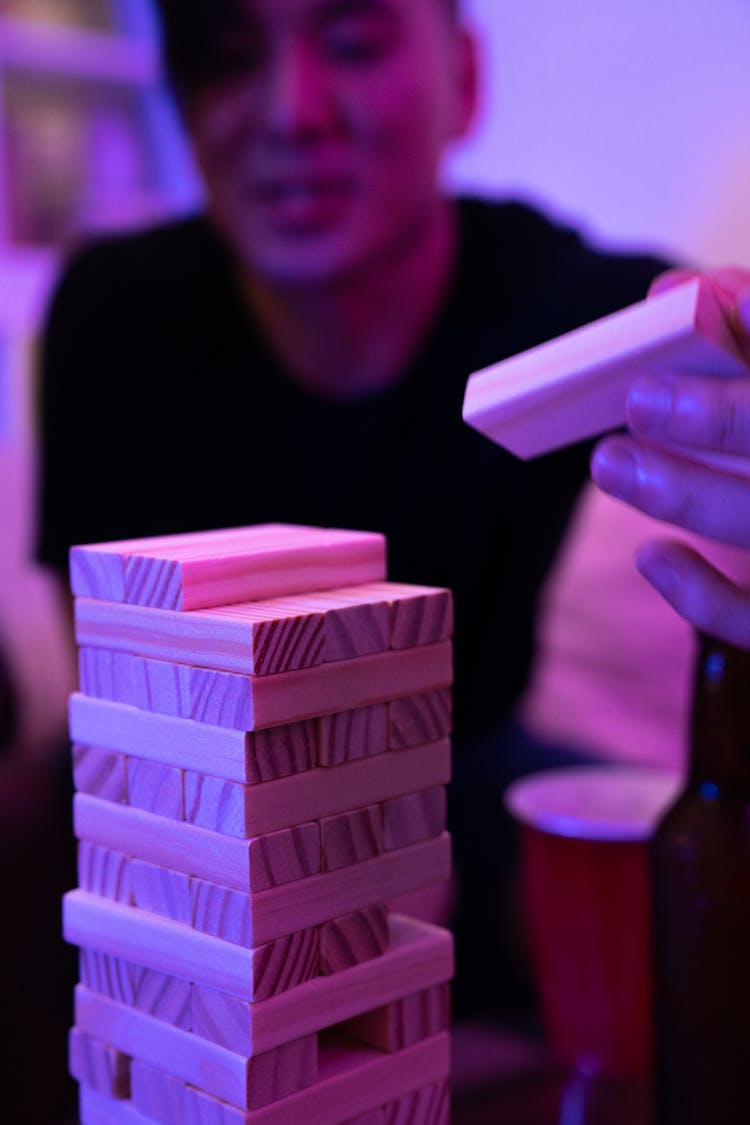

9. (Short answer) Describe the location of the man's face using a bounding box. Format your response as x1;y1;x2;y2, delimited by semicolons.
183;0;476;288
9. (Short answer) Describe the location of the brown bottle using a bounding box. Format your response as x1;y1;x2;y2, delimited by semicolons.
651;632;750;1123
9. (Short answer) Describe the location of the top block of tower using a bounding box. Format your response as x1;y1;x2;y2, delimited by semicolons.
69;524;387;611
462;277;747;459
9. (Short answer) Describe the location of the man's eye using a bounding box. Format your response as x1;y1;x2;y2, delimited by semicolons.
323;23;393;63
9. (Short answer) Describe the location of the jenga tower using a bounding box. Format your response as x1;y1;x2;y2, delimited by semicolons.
62;524;454;1124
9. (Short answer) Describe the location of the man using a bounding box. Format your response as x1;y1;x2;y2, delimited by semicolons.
38;0;748;1020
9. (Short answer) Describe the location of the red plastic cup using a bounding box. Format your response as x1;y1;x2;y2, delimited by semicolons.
505;766;681;1080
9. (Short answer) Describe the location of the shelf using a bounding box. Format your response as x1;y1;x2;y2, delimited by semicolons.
0;14;160;86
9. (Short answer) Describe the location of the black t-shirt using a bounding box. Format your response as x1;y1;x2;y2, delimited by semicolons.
36;197;667;739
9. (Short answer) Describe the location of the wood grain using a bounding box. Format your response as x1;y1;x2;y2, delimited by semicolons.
70;524;387;610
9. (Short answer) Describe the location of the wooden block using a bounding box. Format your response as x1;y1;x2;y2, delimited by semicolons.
69;1027;130;1099
130;1058;185;1124
388;691;451;751
321;805;383;872
127;758;183;819
72;744;127;802
70;696;318;787
75;595;326;676
131;859;192;924
70;695;254;783
190;878;322;990
79;643;452;731
80;949;136;1007
192;972;320;1079
129;963;192;1030
248;823;320;891
382;788;446;851
381;1078;450;1124
65;830;450;950
78;843;132;904
462;277;748;459
335;983;450;1052
79;1033;450;1125
319;704;388;767
249;721;318;782
365;582;453;650
269;589;390;662
70;523;387;610
74;915;452;1057
320;905;389;974
167;738;450;843
79;950;192;1030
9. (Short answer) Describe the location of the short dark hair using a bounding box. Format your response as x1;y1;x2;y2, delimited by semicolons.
153;0;460;95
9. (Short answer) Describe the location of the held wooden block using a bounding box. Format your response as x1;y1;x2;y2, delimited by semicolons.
75;595;326;676
130;1058;185;1124
69;695;317;785
131;859;192;925
127;758;183;820
462;276;749;459
66;831;451;949
72;744;127;803
78;843;132;904
69;1027;131;1099
335;983;450;1052
70;523;387;610
388;690;452;751
382;788;446;852
320;805;384;872
320;905;389;974
318;704;388;767
80;643;453;731
78;1033;450;1125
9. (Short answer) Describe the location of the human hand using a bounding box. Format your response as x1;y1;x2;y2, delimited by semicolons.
590;267;750;647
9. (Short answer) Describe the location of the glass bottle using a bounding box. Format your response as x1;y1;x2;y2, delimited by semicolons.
651;631;750;1123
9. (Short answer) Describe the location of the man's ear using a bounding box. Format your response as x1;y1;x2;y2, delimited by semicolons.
449;26;480;141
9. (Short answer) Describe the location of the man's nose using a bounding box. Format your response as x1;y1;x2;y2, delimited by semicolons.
264;39;336;138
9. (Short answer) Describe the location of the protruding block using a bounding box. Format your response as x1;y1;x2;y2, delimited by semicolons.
72;744;127;803
382;788;446;851
388;690;452;751
320;905;389;975
70;523;387;610
69;1027;130;1099
321;805;383;871
319;704;388;767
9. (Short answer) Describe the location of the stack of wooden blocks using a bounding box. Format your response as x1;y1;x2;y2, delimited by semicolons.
61;524;455;1124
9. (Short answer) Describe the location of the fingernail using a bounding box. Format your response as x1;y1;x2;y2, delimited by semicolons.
590;442;638;499
626;377;675;434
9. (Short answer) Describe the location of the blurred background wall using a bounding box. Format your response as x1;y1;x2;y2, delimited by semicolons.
0;0;749;763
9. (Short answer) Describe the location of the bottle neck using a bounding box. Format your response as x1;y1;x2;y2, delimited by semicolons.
688;631;750;793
